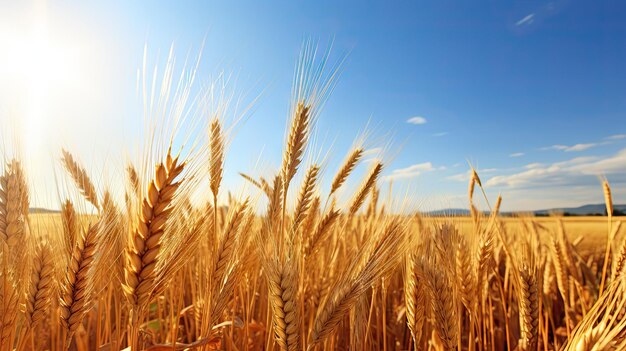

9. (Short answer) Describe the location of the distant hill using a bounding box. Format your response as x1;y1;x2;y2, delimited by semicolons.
533;203;626;216
29;204;626;217
426;208;472;216
426;203;626;217
29;207;60;214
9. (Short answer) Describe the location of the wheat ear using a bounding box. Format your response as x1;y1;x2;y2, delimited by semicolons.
61;149;100;211
123;151;185;310
0;247;19;351
59;224;99;348
308;220;405;349
424;263;457;351
281;102;311;194
24;240;54;328
404;254;426;346
127;164;140;197
61;200;77;260
291;165;319;233
212;199;249;290
330;148;363;196
599;178;613;295
239;172;272;197
209;118;224;200
0;162;27;250
518;263;538;350
304;208;340;257
267;257;300;351
349;162;383;215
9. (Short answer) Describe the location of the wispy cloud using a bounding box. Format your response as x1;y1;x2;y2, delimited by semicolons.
516;13;535;26
433;132;448;137
542;143;597;152
509;152;524;157
607;134;626;140
447;171;470;182
485;148;626;188
524;162;543;169
383;162;434;181
362;147;382;157
447;168;497;182
407;116;427;125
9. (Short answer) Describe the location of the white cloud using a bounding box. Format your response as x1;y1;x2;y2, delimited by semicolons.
607;134;626;140
485;148;626;188
524;162;543;169
383;162;434;181
509;152;524;157
433;132;448;137
543;143;597;152
516;13;535;26
407;116;427;125
447;170;470;182
447;168;497;183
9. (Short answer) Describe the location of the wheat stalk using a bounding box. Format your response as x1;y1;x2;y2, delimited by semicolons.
599;178;614;295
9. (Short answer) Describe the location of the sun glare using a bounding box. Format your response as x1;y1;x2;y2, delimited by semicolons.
0;4;85;156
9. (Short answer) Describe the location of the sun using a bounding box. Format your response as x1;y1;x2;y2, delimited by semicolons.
0;4;84;156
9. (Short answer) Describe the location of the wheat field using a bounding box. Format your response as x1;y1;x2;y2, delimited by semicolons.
1;46;625;351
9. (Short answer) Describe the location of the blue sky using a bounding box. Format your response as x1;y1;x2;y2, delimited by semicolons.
1;0;625;211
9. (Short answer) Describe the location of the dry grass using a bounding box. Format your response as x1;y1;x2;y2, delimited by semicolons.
1;44;625;351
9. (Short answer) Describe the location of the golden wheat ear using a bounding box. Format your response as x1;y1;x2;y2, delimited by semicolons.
61;200;77;260
329;147;363;197
0;161;29;253
209;118;225;201
0;246;20;351
404;253;426;347
281;102;311;196
24;240;55;329
59;223;99;349
514;243;539;351
308;219;405;349
126;164;140;197
239;172;273;198
265;255;301;351
61;149;100;211
123;151;185;311
563;277;626;351
291;164;319;234
304;207;340;258
349;162;383;215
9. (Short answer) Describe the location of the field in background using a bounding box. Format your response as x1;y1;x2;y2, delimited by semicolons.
30;213;626;257
448;216;626;255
